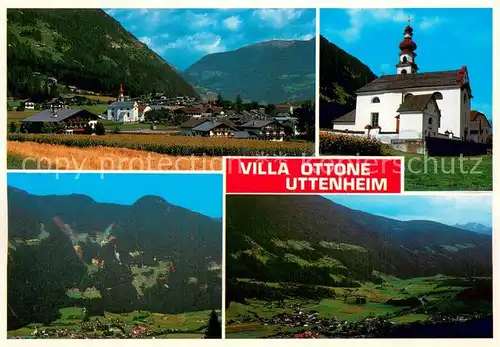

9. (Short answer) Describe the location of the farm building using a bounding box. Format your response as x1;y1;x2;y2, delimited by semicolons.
469;110;492;144
180;117;211;136
23;109;100;134
240;120;287;141
191;121;237;137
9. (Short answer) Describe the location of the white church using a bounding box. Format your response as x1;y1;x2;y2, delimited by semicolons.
333;21;474;143
106;85;140;123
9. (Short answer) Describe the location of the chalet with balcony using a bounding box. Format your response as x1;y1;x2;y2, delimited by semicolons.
180;117;211;136
192;120;237;137
23;109;100;134
240;120;287;141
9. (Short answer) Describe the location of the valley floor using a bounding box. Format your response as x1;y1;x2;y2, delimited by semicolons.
225;276;492;338
8;308;219;339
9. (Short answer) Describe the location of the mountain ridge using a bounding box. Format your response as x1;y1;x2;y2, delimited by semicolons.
8;186;222;330
226;195;492;287
184;38;315;104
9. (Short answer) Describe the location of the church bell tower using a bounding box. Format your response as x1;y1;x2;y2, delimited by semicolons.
118;84;125;102
396;17;419;75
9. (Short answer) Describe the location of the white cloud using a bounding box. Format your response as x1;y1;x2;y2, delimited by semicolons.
139;9;149;15
151;11;161;24
139;37;152;45
253;9;304;29
187;12;217;29
298;33;315;41
337;9;412;42
162;32;226;54
188;32;226;53
223;16;242;31
419;16;445;31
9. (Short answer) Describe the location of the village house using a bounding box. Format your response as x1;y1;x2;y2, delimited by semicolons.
138;105;151;121
275;114;300;135
192;119;237;137
175;107;206;118
469;110;492;144
240;120;287;141
24;100;35;110
332;20;481;144
180;117;211;136
275;103;294;115
23;108;99;134
106;85;139;122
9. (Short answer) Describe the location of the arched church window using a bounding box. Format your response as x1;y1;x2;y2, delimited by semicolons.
401;69;408;75
428;117;433;125
404;93;413;100
402;56;408;63
433;92;443;100
371;97;380;104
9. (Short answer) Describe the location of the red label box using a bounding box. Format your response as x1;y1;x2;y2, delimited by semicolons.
225;157;403;194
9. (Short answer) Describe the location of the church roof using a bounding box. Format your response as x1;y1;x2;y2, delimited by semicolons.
396;94;436;113
357;69;464;94
333;109;356;123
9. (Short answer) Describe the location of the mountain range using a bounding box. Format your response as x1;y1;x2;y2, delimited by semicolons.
7;187;222;330
226;195;492;287
454;222;492;235
7;9;197;99
319;35;377;128
183;39;316;104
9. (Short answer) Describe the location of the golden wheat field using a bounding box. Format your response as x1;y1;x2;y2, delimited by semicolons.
8;141;223;171
8;133;314;156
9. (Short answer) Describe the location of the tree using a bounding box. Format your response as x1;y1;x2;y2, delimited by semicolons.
95;122;106;135
204;310;221;339
9;121;19;133
217;93;224;106
265;104;276;116
235;94;243;113
83;123;93;134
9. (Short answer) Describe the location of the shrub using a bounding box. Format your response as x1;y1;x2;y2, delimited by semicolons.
95;122;106;135
9;121;19;133
319;132;384;156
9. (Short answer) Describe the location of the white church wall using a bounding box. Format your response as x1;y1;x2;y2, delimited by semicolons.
355;92;402;132
333;123;357;131
410;88;461;138
399;112;423;139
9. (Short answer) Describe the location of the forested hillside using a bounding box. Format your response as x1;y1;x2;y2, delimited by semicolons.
7;9;197;99
319;35;377;128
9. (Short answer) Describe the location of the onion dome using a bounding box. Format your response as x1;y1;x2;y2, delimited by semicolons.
399;36;417;51
404;25;413;34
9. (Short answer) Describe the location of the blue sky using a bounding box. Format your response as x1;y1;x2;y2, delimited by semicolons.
8;173;223;218
324;195;492;227
321;8;493;120
105;8;316;70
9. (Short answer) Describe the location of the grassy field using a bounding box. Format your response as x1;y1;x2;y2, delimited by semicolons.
8;308;218;339
398;151;493;191
225;276;489;338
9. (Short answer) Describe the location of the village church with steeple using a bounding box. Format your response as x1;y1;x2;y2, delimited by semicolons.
333;18;475;143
